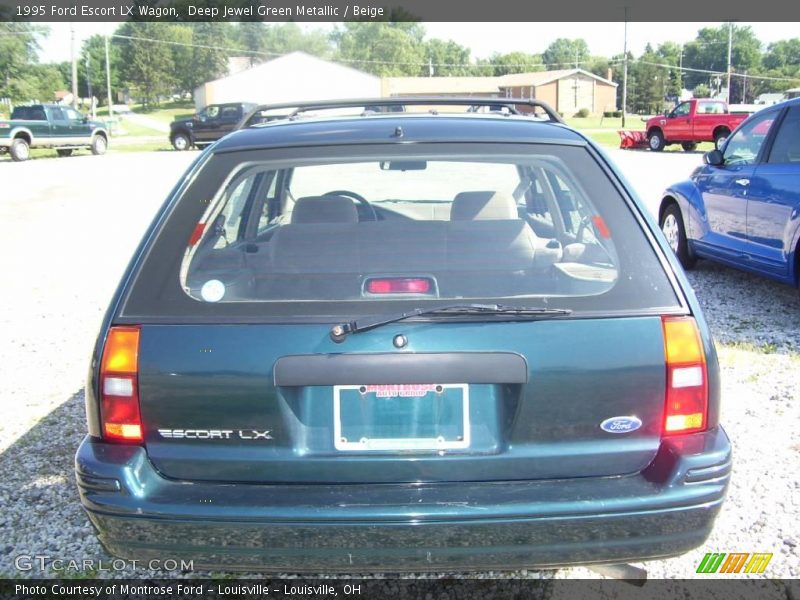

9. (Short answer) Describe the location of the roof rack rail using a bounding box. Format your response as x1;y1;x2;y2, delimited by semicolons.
236;97;565;130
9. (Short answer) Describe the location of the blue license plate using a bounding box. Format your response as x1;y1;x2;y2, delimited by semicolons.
333;383;470;451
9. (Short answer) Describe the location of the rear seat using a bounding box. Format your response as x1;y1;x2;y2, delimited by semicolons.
255;192;561;299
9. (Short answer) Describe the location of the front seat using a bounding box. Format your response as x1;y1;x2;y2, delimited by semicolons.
290;195;359;224
449;191;519;221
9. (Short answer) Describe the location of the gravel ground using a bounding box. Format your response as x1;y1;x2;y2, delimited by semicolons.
0;150;797;596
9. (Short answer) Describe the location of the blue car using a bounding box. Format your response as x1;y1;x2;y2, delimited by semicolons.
76;98;730;574
659;97;800;285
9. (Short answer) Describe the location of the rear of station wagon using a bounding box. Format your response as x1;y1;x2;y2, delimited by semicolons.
76;100;731;573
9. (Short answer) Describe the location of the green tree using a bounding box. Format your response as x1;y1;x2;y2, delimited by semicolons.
117;22;177;108
542;38;590;70
682;24;762;102
185;22;230;93
763;39;800;70
262;23;331;58
630;44;666;114
423;38;473;76
656;41;684;98
693;84;711;98
331;22;426;77
79;35;122;105
0;23;47;102
480;51;543;76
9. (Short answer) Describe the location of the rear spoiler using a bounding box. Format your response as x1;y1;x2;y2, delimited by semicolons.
235;97;565;130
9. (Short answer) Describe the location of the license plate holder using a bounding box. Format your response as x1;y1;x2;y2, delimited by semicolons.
333;383;470;451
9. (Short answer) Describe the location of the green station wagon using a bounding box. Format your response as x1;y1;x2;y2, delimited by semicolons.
76;98;731;575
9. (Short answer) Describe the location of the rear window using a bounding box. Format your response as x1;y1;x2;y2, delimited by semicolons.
11;106;46;120
121;142;682;321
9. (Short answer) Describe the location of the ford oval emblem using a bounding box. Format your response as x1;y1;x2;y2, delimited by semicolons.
600;416;642;434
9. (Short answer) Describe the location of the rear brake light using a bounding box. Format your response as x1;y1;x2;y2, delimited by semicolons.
591;215;611;239
662;316;707;435
366;278;432;294
99;326;143;442
188;223;205;247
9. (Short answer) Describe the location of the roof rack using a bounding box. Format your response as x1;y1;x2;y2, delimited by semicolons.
237;97;565;130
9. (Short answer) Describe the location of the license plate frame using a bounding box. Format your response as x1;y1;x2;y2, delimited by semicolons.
333;383;470;451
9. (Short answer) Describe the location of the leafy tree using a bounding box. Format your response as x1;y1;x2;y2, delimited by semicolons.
629;44;666;114
332;22;426;77
682;24;762;102
542;38;590;70
656;41;684;98
236;21;267;66
0;23;47;102
693;84;711;98
763;39;800;70
480;52;543;76
423;38;473;76
262;23;332;58
185;22;230;93
78;35;122;105
117;22;177;108
585;56;613;80
164;24;193;96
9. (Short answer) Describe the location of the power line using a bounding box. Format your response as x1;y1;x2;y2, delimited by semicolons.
109;32;602;71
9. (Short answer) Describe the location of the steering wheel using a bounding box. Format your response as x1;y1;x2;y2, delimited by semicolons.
324;190;378;221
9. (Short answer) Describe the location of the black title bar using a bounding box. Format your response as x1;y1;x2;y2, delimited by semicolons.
2;0;800;22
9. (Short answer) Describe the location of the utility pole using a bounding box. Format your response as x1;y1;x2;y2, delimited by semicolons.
726;22;733;102
678;43;683;97
105;36;114;121
70;26;78;109
622;7;629;128
85;53;93;119
742;71;747;103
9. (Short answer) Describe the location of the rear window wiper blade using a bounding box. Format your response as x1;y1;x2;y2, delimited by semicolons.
330;303;572;342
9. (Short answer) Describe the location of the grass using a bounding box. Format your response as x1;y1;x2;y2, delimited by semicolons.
134;99;196;124
2;140;171;161
113;119;165;137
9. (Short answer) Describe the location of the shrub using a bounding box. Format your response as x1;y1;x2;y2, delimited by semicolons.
603;110;623;118
574;108;591;118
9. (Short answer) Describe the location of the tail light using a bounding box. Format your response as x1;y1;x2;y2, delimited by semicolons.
99;326;143;442
662;316;707;435
366;277;432;294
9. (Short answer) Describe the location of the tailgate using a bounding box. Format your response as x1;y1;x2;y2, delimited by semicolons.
137;316;668;484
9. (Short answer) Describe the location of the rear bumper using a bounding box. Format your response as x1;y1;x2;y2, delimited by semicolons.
75;427;731;573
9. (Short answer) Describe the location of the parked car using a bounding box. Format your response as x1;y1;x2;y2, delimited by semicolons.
659;97;800;287
169;102;257;150
0;104;109;161
645;98;751;152
77;97;729;574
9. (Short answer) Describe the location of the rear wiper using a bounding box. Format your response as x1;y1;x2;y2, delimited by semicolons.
329;303;572;342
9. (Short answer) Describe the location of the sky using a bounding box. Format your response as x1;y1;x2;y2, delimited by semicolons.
36;21;800;65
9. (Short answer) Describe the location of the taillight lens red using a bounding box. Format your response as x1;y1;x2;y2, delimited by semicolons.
366;278;432;294
662;316;707;435
99;326;143;442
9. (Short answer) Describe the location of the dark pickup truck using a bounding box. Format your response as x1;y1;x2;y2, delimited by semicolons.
169;102;257;150
0;104;109;161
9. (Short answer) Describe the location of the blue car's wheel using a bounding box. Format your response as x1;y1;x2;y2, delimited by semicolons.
660;203;696;269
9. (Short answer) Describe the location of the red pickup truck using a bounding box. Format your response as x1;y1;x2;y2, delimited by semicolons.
645;98;749;152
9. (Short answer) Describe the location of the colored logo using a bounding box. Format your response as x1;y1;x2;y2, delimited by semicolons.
696;553;773;574
600;416;642;433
